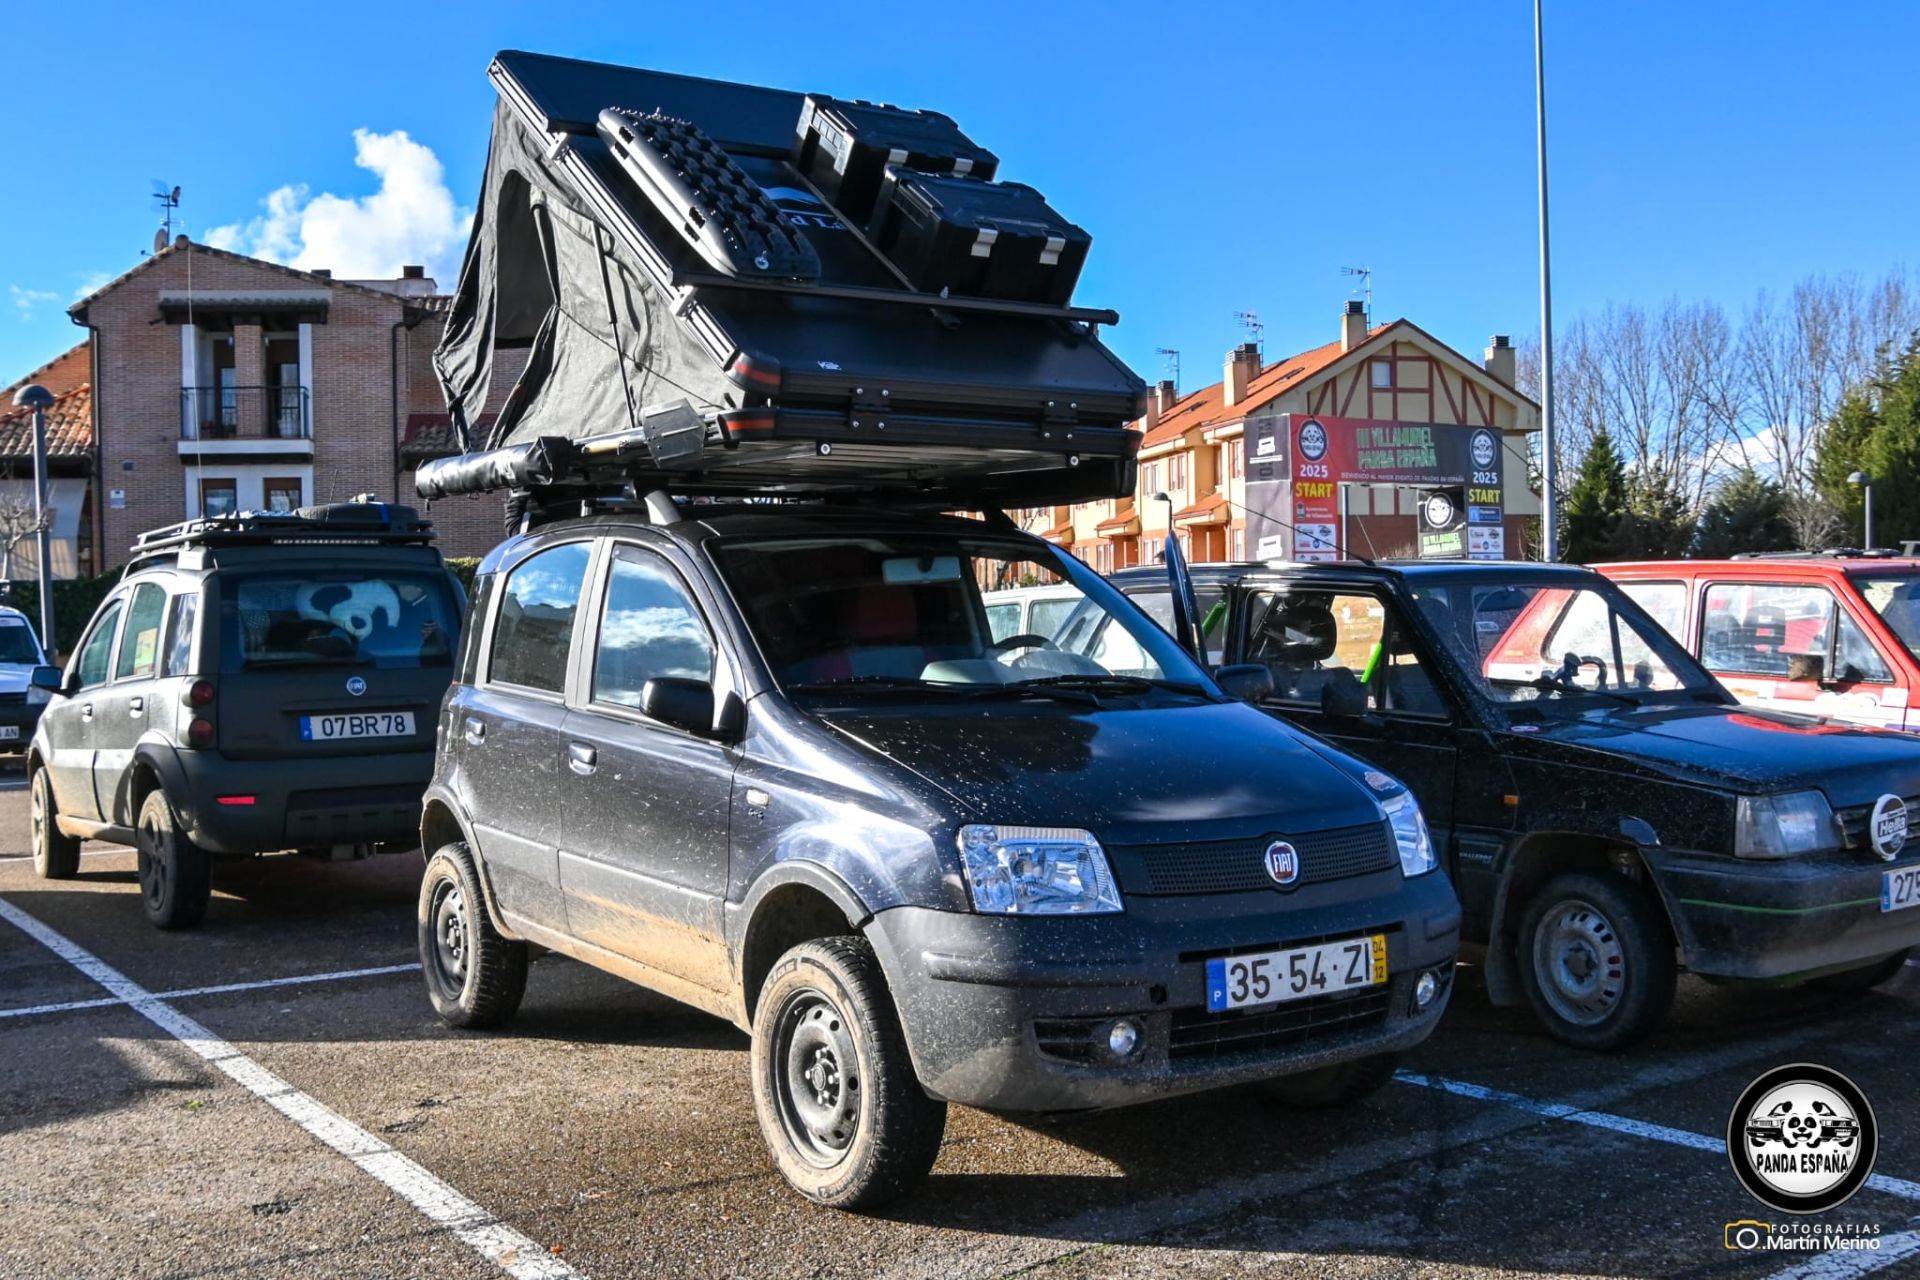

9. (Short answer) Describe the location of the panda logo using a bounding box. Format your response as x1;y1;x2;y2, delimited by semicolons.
1471;429;1497;471
1730;1064;1875;1213
1297;419;1329;462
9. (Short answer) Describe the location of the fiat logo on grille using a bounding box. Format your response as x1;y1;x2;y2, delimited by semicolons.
1264;840;1300;887
1871;794;1908;860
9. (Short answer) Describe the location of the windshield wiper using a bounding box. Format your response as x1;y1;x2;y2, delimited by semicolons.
1011;673;1212;696
785;676;972;697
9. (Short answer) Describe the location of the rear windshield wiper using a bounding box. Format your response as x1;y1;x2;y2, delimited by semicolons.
243;654;359;668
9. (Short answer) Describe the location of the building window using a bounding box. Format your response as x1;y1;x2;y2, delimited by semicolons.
1231;525;1245;559
1169;452;1187;492
1371;359;1394;389
264;477;304;513
200;478;239;518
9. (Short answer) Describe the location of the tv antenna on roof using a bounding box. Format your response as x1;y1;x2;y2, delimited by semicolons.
1153;347;1180;389
1232;310;1263;351
1341;265;1372;321
151;182;181;249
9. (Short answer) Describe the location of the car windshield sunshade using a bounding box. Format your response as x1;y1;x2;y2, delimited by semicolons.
424;51;1144;508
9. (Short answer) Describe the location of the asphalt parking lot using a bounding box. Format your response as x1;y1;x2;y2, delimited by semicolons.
1;769;1916;1280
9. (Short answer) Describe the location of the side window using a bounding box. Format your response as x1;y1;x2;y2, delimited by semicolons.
1702;583;1892;683
1245;589;1446;717
591;548;715;709
161;594;199;677
488;542;593;693
1618;581;1686;643
115;583;168;680
75;600;124;690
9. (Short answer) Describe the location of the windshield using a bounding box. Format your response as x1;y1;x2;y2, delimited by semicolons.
1410;576;1716;716
1853;573;1920;664
0;622;41;665
710;531;1210;698
219;567;460;671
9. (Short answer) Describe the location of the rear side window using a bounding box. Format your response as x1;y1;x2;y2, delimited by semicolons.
75;600;123;690
1702;582;1892;683
489;542;593;693
219;567;461;673
162;594;198;677
116;583;167;680
591;549;714;708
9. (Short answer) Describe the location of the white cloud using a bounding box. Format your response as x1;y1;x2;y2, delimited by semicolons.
206;129;471;286
9;285;58;322
72;271;113;301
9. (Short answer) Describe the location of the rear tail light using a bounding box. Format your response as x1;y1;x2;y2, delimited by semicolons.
187;680;215;708
186;717;215;749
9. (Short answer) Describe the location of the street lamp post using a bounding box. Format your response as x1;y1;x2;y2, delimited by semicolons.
1849;471;1874;551
1535;0;1559;562
9;385;56;658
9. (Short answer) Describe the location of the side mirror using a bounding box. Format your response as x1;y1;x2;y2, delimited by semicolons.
30;665;64;694
640;677;719;737
1321;677;1369;720
1213;663;1275;703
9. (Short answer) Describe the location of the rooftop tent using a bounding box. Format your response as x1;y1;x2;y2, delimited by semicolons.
427;51;1144;507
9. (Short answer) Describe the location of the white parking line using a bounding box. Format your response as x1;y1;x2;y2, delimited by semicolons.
1394;1071;1920;1203
0;848;126;862
0;896;581;1280
0;962;422;1021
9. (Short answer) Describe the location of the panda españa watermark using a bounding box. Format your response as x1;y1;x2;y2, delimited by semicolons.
1723;1064;1885;1253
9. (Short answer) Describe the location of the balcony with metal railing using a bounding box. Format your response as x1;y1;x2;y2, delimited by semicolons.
180;386;312;443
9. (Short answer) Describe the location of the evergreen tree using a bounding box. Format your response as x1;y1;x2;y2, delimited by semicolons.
1813;336;1920;548
1695;468;1793;557
1560;431;1629;563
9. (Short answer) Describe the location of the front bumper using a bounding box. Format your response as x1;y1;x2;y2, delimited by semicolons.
178;749;434;855
1648;848;1920;979
864;868;1460;1112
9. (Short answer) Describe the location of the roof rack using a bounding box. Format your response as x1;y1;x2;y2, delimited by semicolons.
126;497;435;571
1729;547;1917;560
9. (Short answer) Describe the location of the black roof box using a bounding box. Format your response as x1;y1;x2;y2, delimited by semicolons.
426;51;1144;507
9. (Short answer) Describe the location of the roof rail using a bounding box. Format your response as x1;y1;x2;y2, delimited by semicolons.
1729;547;1914;560
125;497;435;572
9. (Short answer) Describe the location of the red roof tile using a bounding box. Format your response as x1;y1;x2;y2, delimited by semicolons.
1139;326;1391;449
0;382;92;458
3;342;89;404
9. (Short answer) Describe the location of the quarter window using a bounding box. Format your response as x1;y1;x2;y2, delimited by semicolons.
75;600;124;690
162;594;199;677
489;542;593;693
115;583;167;680
591;550;715;709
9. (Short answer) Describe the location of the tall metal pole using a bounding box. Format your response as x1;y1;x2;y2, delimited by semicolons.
1865;484;1875;551
30;404;54;657
1535;0;1560;562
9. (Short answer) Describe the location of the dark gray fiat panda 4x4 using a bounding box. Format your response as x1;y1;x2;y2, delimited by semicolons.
417;503;1460;1207
29;500;464;927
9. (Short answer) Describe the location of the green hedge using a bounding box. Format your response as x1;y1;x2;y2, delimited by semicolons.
2;573;120;657
446;557;481;592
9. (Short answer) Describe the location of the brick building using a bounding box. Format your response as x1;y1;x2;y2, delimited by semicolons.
15;236;516;576
1029;303;1541;568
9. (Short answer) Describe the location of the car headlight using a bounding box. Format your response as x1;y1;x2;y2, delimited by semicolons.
958;825;1122;915
1381;790;1437;877
24;684;49;706
1734;790;1838;859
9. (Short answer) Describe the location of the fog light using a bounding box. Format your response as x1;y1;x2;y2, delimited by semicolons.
1106;1019;1141;1057
1414;970;1439;1009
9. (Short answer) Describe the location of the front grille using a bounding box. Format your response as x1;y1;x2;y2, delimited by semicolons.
0;691;25;706
1114;822;1398;896
1836;795;1920;851
1168;987;1392;1062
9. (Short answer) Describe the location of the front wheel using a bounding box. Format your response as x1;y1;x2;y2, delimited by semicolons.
750;937;946;1209
136;790;212;930
30;767;81;880
417;843;527;1029
1518;871;1675;1051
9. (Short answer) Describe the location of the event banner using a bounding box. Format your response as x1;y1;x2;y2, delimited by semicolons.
1282;415;1506;560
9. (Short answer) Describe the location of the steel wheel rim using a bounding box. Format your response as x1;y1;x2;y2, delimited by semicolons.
428;880;469;995
1533;898;1626;1027
771;987;862;1169
29;775;47;855
137;810;167;910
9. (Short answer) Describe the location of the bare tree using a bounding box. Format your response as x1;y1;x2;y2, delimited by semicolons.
1782;489;1846;550
0;490;48;581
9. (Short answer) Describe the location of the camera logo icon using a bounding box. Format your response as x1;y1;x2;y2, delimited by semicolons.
1725;1220;1772;1251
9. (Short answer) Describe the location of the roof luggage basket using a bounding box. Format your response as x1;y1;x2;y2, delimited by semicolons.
126;495;435;573
425;51;1145;510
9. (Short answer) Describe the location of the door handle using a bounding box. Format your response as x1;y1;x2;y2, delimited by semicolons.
129;696;144;716
80;703;93;721
463;717;486;746
567;742;597;776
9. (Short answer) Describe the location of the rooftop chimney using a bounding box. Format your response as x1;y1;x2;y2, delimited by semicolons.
1340;299;1368;353
1484;334;1515;386
311;268;332;279
402;264;425;279
1223;343;1259;408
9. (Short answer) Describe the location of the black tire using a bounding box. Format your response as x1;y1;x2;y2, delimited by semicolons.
1264;1053;1402;1108
750;936;946;1209
135;789;212;930
1809;949;1911;993
1518;871;1676;1051
418;843;527;1029
29;767;81;880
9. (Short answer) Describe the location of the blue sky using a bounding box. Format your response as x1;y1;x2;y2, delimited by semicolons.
3;1;1915;389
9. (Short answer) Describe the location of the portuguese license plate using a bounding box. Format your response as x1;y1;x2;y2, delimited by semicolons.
1206;934;1387;1012
0;726;18;741
1884;866;1920;913
300;711;414;742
